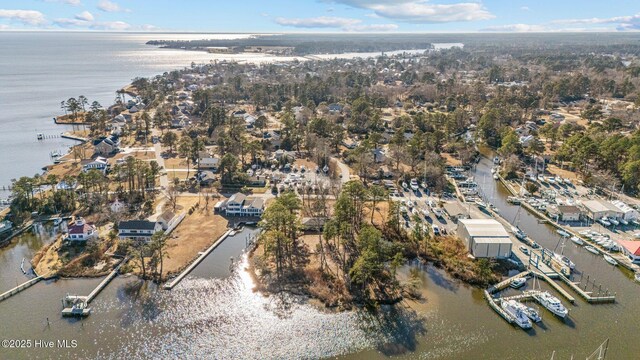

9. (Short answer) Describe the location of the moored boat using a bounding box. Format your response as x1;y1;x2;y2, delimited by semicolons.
501;300;532;329
553;253;576;270
511;225;527;240
570;236;584;246
533;291;568;318
512;301;542;323
510;277;527;289
557;229;570;237
585;245;599;254
603;254;618;266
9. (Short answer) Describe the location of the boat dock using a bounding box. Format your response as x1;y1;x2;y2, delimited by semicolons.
554;271;616;304
163;229;233;290
59;257;128;317
531;270;576;304
0;274;47;302
86;257;128;304
497;174;639;273
488;270;531;294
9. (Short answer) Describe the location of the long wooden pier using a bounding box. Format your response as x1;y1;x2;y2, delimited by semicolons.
554;271;616;304
85;257;129;304
163;229;233;290
0;274;46;302
489;271;531;294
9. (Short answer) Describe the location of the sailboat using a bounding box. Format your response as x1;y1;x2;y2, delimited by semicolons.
511;205;527;241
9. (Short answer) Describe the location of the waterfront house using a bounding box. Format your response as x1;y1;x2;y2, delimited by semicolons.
222;193;265;217
457;219;512;259
81;157;109;173
93;135;120;156
66;218;98;242
118;220;162;242
617;240;640;264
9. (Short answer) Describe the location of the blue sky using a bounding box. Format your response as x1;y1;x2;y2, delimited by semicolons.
1;0;640;32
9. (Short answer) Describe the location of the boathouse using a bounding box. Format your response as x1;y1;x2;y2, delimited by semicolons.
457;219;512;259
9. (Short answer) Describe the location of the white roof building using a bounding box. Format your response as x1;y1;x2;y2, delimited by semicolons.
457;219;512;259
581;199;624;220
611;200;639;221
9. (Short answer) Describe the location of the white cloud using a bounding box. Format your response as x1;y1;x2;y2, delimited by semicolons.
552;13;640;31
326;0;494;23
275;16;361;28
0;24;10;29
91;20;131;30
43;0;82;6
345;23;399;32
97;0;129;13
481;23;546;32
53;17;87;27
521;6;530;11
74;10;94;22
0;9;46;25
275;15;397;32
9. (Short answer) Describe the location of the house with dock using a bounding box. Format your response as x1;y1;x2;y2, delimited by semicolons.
65;218;98;242
118;220;162;242
457;219;512;259
218;193;265;217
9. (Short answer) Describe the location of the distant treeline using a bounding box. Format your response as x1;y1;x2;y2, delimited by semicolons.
147;33;640;56
147;34;436;55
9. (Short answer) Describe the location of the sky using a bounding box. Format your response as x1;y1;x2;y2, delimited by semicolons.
1;0;640;33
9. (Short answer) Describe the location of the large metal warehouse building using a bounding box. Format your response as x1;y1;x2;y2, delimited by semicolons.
457;219;512;259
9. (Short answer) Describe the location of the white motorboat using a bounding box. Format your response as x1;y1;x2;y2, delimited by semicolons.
598;218;611;227
570;236;584;246
603;254;618;266
512;301;542;323
491;167;497;174
493;174;499;180
553;253;576;270
609;218;620;226
501;300;532;330
420;182;428;189
533;291;568;318
510;277;527;289
547;177;556;185
585;246;600;255
511;226;527;241
635;273;640;283
619;219;629;226
475;199;487;209
537;174;546;183
556;229;570;237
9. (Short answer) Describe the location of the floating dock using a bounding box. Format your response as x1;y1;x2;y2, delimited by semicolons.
163;229;233;290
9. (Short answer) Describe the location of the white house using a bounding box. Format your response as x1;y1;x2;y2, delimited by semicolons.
198;156;221;172
118;220;163;242
157;211;177;231
110;200;126;213
66;218;98;242
81;157;109;173
222;193;265;217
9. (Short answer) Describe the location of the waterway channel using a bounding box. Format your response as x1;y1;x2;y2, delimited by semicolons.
1;159;639;359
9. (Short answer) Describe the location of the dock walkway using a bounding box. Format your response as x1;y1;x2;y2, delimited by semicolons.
164;229;233;290
0;274;46;302
86;257;128;304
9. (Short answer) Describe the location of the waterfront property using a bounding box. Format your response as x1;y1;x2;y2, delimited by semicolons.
219;193;265;217
65;217;98;242
118;220;162;242
457;219;512;259
81;156;109;173
618;240;640;264
93;135;120;156
581;199;623;221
